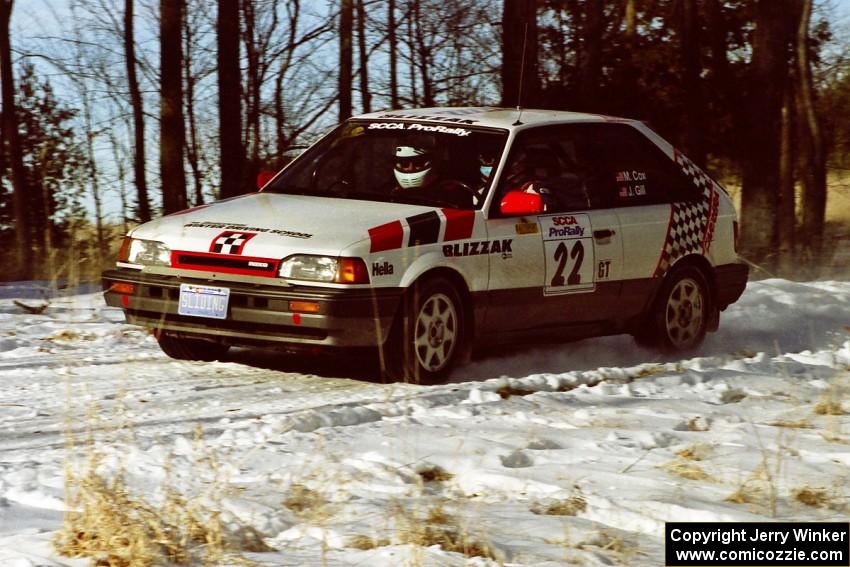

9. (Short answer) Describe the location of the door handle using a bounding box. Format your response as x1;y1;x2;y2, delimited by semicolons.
593;229;616;239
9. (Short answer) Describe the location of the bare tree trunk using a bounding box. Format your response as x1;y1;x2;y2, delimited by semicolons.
501;0;538;107
356;0;370;113
275;0;300;162
705;0;730;88
183;0;203;206
242;0;261;169
778;79;796;275
339;0;353;120
796;0;826;264
218;0;246;198
109;127;130;235
388;0;398;109
679;0;706;167
412;0;433;106
125;0;152;222
578;0;603;111
160;0;187;213
739;0;795;265
624;0;636;35
407;1;417;105
0;0;31;278
81;90;105;260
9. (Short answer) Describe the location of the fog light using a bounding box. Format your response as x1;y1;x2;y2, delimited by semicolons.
289;301;320;313
111;282;136;295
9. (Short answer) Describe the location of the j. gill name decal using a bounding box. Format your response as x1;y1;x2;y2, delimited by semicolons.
539;214;595;296
616;170;647;198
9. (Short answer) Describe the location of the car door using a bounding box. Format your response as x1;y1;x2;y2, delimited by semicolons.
482;126;624;334
574;123;707;319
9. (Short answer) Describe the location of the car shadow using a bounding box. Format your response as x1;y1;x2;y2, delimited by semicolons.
223;346;389;383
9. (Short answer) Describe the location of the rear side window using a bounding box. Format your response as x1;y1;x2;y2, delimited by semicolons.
570;123;700;208
492;123;699;215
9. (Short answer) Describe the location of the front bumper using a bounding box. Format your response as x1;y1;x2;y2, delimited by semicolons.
102;269;403;348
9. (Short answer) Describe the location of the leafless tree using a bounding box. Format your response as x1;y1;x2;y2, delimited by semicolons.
217;0;245;197
0;0;31;277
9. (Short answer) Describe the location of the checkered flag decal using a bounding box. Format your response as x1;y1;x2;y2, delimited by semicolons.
653;150;720;278
209;231;255;255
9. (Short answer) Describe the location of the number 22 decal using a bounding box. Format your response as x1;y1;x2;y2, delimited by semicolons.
551;241;584;287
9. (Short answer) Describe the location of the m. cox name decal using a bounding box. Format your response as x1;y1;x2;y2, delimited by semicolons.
443;239;512;258
368;209;475;253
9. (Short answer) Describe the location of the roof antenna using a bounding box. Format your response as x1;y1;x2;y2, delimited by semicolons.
513;22;529;126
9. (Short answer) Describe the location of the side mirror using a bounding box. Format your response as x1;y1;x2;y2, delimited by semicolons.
257;170;276;189
500;190;544;216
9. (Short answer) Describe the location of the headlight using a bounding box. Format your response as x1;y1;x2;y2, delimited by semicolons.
118;237;171;266
279;255;369;284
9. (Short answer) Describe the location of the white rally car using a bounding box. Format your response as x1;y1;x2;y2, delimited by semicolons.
102;107;748;382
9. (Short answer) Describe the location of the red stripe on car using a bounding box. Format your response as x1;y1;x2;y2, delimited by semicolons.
369;220;404;253
441;209;475;241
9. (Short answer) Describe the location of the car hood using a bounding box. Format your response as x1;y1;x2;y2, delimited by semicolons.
129;193;441;258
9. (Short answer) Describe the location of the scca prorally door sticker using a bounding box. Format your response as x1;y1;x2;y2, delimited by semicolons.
539;213;595;296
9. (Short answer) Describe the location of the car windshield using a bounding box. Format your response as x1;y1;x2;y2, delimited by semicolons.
263;120;508;210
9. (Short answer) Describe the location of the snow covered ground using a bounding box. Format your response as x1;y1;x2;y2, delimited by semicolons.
0;278;848;566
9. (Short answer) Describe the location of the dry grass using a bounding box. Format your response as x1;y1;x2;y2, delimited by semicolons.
496;385;534;399
575;529;639;563
345;534;391;550
53;449;265;567
283;483;327;515
676;443;713;461
725;463;774;510
417;465;453;483
396;503;498;560
769;419;813;429
54;399;268;566
820;431;850;445
686;416;711;432
532;495;587;517
814;399;846;416
635;365;665;378
792;486;830;508
658;459;712;481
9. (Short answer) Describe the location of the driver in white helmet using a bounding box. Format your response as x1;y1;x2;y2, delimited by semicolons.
391;137;477;208
393;139;439;190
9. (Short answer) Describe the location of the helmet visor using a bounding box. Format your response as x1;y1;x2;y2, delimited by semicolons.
395;154;432;173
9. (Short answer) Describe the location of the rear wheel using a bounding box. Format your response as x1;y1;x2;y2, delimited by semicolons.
635;266;710;352
156;332;230;362
387;277;464;384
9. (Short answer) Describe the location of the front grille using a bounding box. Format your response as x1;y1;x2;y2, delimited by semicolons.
171;251;279;277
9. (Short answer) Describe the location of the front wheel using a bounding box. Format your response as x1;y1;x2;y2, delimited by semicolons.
387;278;465;384
156;332;230;362
636;267;710;353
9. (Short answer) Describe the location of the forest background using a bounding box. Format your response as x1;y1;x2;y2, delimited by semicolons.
0;0;849;282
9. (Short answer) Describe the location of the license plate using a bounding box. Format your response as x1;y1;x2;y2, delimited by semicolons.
178;284;230;319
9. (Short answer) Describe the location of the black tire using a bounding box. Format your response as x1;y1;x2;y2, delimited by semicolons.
635;266;710;353
386;277;465;384
157;332;230;362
